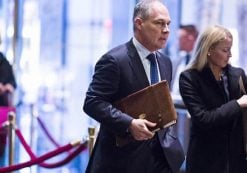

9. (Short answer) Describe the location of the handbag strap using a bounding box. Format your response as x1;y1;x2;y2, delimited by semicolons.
239;76;246;95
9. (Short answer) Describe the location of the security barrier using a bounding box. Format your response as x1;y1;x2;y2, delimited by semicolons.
0;109;90;172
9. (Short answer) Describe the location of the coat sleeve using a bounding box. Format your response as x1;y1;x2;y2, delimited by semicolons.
240;69;247;93
83;54;133;135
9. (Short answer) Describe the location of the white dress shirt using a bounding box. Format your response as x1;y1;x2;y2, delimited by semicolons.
132;37;161;84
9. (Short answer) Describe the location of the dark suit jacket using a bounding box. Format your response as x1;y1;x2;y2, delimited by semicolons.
83;39;184;173
179;65;247;173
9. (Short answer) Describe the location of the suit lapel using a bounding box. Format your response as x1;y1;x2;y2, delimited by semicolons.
126;40;150;88
156;52;172;86
157;55;167;81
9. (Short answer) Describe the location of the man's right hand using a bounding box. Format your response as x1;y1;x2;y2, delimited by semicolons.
0;83;5;95
129;119;156;141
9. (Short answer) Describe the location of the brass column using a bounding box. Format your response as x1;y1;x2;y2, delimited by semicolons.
8;111;16;172
88;127;96;156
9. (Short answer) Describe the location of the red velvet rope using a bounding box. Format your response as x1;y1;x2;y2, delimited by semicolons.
39;144;87;168
15;129;36;159
0;129;87;172
36;116;61;148
16;128;87;168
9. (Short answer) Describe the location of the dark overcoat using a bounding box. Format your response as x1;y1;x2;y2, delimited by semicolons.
179;65;247;173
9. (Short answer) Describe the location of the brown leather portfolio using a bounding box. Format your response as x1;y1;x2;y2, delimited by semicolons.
115;80;177;146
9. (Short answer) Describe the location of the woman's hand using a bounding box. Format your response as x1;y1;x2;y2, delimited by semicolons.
237;95;247;108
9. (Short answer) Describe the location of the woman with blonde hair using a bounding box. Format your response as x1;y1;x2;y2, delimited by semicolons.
179;25;247;173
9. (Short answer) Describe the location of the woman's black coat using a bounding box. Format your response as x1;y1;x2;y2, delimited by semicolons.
179;65;247;173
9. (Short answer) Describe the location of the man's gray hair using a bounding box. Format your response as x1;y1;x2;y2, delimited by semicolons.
133;0;161;31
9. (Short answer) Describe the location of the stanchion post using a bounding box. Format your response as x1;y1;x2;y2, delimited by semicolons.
8;111;16;172
30;104;36;148
88;127;96;156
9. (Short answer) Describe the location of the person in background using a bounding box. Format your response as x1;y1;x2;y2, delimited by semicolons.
177;25;198;64
179;25;247;173
0;54;16;106
0;43;16;106
170;25;198;158
83;0;184;173
0;33;17;163
171;24;198;96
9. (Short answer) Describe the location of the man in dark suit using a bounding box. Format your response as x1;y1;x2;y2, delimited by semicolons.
83;1;184;173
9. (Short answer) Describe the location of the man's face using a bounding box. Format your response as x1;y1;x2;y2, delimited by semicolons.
179;29;197;52
135;2;171;52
